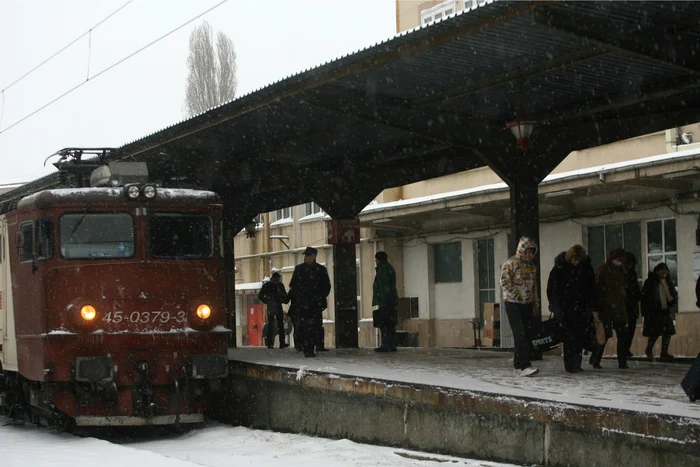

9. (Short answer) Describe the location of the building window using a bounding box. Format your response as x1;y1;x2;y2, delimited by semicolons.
433;242;462;283
305;202;322;216
476;238;495;321
647;219;677;285
275;207;291;221
587;222;642;281
421;0;456;25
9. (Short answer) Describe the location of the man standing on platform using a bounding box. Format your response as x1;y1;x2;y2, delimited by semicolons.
500;237;540;377
289;247;331;358
372;251;399;352
258;271;290;349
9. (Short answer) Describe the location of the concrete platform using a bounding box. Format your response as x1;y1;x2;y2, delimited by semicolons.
220;347;700;467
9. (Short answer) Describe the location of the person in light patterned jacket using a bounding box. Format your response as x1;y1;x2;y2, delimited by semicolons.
500;236;540;377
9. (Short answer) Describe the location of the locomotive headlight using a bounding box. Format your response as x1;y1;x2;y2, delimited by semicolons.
142;184;157;199
126;185;140;199
80;305;97;321
196;304;212;319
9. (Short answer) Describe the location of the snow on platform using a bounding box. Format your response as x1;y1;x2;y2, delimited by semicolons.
229;347;700;421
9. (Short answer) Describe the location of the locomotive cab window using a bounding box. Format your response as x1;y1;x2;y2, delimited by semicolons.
60;213;135;259
19;222;34;263
149;213;213;259
36;218;54;260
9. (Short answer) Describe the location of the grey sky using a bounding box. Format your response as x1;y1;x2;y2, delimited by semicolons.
0;0;396;185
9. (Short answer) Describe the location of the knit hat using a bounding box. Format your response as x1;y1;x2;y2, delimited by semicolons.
375;251;388;261
303;246;318;256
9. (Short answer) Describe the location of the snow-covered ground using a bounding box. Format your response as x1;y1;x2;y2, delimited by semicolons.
0;419;518;467
230;347;700;421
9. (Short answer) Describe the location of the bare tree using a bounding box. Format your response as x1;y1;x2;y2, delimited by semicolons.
184;21;237;117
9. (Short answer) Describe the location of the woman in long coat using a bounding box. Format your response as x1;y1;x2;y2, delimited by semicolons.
641;263;677;361
547;245;597;373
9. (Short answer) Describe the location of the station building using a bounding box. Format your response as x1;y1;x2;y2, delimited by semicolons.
233;0;700;356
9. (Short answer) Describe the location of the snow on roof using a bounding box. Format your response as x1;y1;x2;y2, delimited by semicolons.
543;144;700;182
270;217;294;227
361;182;507;213
299;211;330;222
235;282;262;291
153;188;219;199
18;187;219;207
361;145;700;215
19;187;123;205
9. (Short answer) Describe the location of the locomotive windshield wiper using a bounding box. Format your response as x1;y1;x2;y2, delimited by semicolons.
67;202;91;242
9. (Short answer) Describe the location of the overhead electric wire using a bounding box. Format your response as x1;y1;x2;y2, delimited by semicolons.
1;0;134;94
0;0;230;136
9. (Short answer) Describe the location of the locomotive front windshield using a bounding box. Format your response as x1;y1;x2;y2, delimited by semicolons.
60;213;135;259
148;213;213;259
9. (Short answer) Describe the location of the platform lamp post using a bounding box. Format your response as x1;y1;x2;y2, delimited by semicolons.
504;105;536;151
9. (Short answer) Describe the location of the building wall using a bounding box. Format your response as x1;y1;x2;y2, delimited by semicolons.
384;206;700;355
538;220;584;315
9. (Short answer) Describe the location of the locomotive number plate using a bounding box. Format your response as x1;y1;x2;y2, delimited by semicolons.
101;311;187;325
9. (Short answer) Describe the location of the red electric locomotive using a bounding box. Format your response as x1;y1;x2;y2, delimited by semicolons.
0;156;229;429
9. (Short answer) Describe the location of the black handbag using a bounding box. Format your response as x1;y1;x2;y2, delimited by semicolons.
530;315;563;352
372;308;386;328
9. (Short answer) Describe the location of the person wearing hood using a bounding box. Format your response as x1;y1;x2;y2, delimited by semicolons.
499;237;540;377
641;262;678;361
372;251;399;352
546;245;597;373
593;248;630;369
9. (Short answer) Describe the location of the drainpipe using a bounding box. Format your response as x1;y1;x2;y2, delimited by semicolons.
262;212;271;278
373;236;379;347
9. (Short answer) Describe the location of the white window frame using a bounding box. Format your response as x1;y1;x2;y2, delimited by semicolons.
421;0;457;25
305;202;322;216
275;207;292;221
476;237;495;321
645;217;677;284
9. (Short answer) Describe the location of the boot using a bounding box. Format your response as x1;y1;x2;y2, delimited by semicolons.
646;337;656;361
660;336;674;361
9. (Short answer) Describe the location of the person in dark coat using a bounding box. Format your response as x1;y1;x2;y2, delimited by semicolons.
642;262;678;361
258;271;290;349
593;248;629;369
289;247;331;358
623;252;642;358
372;251;399;352
287;290;302;351
546;245;597;373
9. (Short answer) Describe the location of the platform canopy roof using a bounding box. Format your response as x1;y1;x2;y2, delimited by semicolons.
5;1;700;222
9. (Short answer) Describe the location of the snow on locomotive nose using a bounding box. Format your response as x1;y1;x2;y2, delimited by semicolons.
0;153;230;430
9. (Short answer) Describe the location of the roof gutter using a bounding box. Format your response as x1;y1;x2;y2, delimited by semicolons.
360;150;700;217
